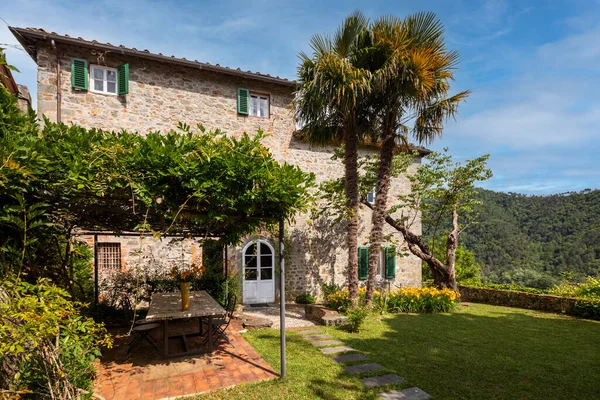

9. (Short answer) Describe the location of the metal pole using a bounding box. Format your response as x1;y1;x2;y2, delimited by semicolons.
93;233;99;318
224;245;229;302
279;217;286;378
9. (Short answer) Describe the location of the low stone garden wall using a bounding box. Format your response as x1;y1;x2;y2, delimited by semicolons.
458;285;600;320
458;285;578;313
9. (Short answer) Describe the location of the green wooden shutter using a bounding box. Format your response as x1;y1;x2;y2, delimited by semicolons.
71;58;88;90
117;63;129;95
358;246;368;281
385;247;396;279
237;88;249;115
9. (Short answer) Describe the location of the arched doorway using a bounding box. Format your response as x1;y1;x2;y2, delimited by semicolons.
242;239;275;304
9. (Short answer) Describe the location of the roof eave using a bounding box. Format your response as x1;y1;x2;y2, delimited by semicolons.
9;27;296;88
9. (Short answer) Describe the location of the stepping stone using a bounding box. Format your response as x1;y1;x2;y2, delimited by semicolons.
298;329;323;336
361;374;406;388
344;363;385;375
332;353;369;363
304;334;333;340
320;346;355;355
311;339;344;347
377;387;431;399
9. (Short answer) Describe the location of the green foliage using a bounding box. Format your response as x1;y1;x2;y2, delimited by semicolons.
571;299;600;320
326;287;459;314
295;292;316;304
320;282;341;301
0;277;112;397
347;306;369;333
396;149;492;235
454;189;600;286
424;243;482;283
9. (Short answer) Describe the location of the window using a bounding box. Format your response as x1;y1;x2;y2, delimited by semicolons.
249;93;269;118
90;65;118;95
243;240;274;281
97;243;121;274
367;186;376;204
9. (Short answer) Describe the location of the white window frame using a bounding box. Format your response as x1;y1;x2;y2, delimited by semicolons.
89;64;118;95
249;92;270;118
367;186;376;205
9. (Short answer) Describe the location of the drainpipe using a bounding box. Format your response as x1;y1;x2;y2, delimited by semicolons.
51;39;61;123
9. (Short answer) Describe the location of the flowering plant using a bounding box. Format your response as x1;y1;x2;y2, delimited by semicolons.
169;264;203;283
325;286;459;314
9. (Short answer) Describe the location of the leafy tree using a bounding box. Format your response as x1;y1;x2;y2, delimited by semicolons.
317;149;491;290
295;11;373;303
363;13;469;303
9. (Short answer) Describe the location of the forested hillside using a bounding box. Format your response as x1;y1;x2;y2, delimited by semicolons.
457;189;600;288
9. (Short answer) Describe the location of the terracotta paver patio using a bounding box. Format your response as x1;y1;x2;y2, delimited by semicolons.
94;320;277;399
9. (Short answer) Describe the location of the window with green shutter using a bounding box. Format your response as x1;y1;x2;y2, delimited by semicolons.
385;246;396;279
237;88;249;115
117;63;129;95
358;246;368;280
71;58;88;90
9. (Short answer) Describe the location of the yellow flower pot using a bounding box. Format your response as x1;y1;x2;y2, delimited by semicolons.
180;282;191;311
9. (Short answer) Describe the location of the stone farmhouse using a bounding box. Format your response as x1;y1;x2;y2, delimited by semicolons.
11;27;428;303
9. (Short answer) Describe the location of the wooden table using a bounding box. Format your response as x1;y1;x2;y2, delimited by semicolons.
146;290;225;358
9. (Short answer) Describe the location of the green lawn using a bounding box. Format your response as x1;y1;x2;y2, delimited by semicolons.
194;303;600;399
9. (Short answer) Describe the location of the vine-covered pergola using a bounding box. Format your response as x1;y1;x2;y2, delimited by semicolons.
1;116;315;377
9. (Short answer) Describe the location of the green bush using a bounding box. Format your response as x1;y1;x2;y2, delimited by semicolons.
0;277;112;397
347;307;369;333
571;299;600;320
295;292;316;304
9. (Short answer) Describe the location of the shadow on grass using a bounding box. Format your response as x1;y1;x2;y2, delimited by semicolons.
330;304;600;400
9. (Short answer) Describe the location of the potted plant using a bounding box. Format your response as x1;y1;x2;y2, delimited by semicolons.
169;264;203;310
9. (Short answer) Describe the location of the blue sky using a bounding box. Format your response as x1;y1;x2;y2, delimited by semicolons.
1;0;599;194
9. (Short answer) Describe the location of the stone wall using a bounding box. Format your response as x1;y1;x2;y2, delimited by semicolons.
37;41;423;301
458;285;578;314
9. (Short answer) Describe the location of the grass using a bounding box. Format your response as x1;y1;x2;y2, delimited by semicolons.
192;303;600;399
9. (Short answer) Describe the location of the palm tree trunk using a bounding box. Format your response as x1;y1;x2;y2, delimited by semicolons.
365;128;396;304
344;128;360;304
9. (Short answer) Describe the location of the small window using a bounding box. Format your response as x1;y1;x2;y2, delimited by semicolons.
90;65;118;95
249;93;269;118
97;243;121;275
367;186;376;204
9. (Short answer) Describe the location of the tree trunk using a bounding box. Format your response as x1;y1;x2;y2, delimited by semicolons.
362;199;458;291
366;128;396;304
344;128;360;304
442;207;459;291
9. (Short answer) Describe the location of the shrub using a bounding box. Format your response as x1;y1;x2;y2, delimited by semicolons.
320;282;340;302
0;277;112;398
571;299;600;320
347;306;369;333
386;287;459;313
295;292;316;304
325;289;352;312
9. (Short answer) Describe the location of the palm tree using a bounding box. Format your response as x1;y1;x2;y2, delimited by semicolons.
364;13;470;303
295;11;373;303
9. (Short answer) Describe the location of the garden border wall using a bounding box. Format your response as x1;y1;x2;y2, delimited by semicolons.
458;285;578;314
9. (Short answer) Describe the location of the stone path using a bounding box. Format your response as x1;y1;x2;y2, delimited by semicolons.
241;304;316;329
296;327;432;399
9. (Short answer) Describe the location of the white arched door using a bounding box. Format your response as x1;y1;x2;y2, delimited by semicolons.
242;240;275;304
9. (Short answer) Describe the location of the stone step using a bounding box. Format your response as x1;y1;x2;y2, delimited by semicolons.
322;316;349;326
360;374;406;388
320;346;356;355
377;387;431;399
332;353;369;363
304;334;333;340
311;339;344;347
344;363;385;375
